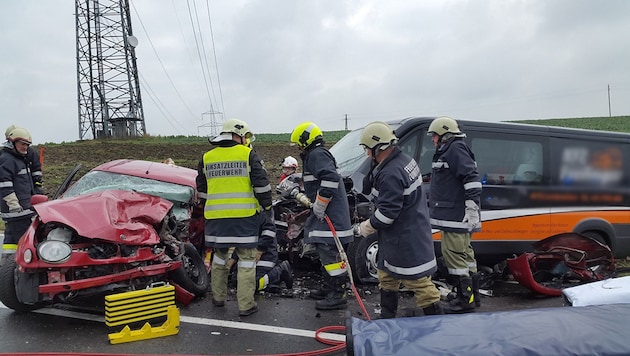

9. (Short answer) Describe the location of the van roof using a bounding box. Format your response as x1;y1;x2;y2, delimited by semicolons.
392;117;630;143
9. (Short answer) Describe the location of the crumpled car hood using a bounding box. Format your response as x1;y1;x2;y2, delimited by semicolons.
33;189;173;245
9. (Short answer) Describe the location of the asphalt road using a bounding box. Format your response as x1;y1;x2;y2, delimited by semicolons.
0;263;566;356
0;230;566;355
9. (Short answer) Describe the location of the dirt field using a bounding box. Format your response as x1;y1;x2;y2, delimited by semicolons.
36;140;304;195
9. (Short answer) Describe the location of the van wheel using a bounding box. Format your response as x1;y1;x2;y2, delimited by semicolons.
347;234;379;284
0;257;38;313
169;243;209;297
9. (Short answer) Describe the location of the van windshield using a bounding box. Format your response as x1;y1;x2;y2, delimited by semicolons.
329;129;366;177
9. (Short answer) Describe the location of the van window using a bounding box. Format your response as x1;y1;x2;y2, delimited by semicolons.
399;129;434;177
471;136;544;185
550;138;625;186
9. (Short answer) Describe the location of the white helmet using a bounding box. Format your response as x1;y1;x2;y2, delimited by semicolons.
7;127;32;145
222;118;253;139
281;156;298;168
360;121;397;150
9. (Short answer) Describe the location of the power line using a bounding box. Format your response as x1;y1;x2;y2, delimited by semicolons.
130;1;199;122
204;0;225;115
186;0;215;113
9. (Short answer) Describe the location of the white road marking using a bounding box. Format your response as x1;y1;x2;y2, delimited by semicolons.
0;302;345;342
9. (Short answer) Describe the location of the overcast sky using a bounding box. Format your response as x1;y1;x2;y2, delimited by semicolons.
1;0;629;144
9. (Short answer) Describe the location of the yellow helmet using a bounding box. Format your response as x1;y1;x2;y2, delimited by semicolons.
222;118;253;139
5;124;17;139
427;116;461;136
360;121;397;149
7;127;32;145
290;122;322;148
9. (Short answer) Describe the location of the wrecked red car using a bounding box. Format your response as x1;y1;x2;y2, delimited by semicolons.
0;159;208;312
506;232;615;296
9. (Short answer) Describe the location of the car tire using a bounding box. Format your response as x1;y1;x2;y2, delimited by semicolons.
169;243;209;297
347;233;379;285
0;256;38;313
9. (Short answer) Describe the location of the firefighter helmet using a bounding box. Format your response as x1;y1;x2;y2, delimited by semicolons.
359;121;397;149
290;122;322;148
7;127;32;145
222;118;253;139
281;156;298;168
427;116;461;136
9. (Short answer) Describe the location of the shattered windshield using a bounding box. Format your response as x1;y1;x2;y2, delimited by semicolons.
329;129;366;177
62;170;195;221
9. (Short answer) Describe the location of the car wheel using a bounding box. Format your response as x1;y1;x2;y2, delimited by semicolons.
0;256;38;312
169;243;209;297
347;233;379;284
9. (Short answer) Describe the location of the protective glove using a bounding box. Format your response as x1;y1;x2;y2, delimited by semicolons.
312;193;330;220
463;200;481;232
255;249;264;262
9;206;24;213
358;219;377;237
34;181;44;195
3;192;22;213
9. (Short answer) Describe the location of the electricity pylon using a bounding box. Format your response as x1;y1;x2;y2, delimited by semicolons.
75;0;146;139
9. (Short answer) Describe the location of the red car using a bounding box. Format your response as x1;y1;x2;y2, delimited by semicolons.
0;159;208;312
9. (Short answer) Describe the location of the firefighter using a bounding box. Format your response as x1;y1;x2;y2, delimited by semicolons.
427;116;482;313
279;156;298;183
289;121;353;310
0;127;36;264
232;137;294;293
4;124;43;194
357;121;444;318
196;118;274;317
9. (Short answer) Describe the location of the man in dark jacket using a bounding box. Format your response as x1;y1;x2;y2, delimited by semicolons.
4;125;43;194
357;121;444;318
0;127;36;263
289;121;353;310
427;116;482;313
196;118;274;317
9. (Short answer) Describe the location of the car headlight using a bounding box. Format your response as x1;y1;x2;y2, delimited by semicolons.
38;240;72;264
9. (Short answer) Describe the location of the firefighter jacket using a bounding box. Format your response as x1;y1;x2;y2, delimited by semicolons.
368;147;437;280
300;141;353;245
0;147;35;221
196;140;273;249
429;136;482;233
0;146;42;193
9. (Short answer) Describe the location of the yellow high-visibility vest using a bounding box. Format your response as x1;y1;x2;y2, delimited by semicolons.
203;145;258;219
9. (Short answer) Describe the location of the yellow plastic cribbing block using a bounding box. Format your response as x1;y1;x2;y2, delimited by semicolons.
105;285;175;327
108;305;180;344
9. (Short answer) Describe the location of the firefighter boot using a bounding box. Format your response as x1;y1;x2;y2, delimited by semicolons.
379;289;399;319
315;275;348;310
279;260;294;289
309;268;332;300
443;275;476;314
471;272;481;308
422;301;445;316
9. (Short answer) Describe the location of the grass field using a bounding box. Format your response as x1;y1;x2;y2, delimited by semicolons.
31;114;630;194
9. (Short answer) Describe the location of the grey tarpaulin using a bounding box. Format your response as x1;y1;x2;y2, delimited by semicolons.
347;304;630;355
